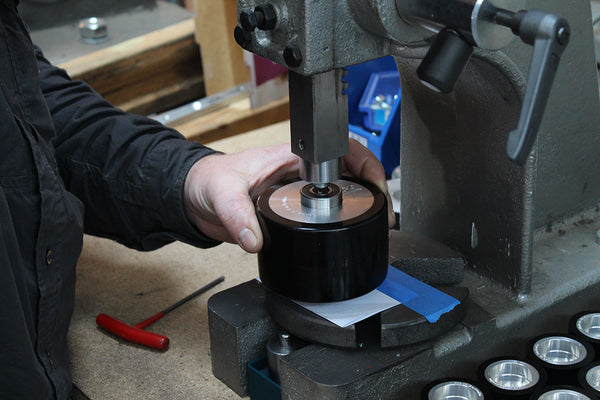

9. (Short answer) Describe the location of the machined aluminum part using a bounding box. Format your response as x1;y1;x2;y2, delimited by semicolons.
484;359;540;390
538;390;591;400
268;179;374;224
585;365;600;392
577;313;600;340
533;336;588;366
428;381;484;400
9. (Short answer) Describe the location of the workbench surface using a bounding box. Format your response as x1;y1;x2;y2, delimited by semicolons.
68;121;290;399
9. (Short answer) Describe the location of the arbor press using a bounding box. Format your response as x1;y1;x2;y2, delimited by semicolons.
208;0;600;398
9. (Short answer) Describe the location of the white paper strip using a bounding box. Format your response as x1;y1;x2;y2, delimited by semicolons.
295;289;400;328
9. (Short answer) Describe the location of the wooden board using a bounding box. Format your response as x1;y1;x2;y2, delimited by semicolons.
194;0;249;95
59;20;204;116
58;15;289;143
174;95;289;143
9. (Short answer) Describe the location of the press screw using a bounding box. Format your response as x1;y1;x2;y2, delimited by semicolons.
234;25;252;47
284;46;303;68
298;139;305;151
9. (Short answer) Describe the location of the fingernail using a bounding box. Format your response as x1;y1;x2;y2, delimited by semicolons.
376;179;388;194
238;228;258;252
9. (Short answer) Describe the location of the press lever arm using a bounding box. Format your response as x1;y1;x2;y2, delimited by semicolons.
494;9;570;164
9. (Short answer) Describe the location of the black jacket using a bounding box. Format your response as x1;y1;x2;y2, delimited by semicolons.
0;1;219;398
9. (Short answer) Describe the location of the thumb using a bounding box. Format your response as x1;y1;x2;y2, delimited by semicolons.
212;189;263;253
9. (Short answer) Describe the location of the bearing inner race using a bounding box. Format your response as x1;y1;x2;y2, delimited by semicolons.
300;182;342;211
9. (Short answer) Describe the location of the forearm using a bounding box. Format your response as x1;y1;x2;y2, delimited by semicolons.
36;48;220;250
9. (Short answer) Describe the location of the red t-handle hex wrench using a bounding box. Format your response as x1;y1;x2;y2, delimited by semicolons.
96;276;225;351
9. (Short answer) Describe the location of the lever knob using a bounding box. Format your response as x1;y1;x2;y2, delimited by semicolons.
499;10;570;164
417;29;474;94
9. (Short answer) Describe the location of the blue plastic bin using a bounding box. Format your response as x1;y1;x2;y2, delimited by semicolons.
345;56;401;177
248;357;281;400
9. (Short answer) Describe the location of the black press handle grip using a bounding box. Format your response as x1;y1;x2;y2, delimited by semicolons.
499;10;570;164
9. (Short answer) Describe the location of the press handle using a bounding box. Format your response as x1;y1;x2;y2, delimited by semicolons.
496;9;570;164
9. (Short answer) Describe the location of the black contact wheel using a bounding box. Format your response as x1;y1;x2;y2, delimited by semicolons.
256;177;388;302
526;333;595;386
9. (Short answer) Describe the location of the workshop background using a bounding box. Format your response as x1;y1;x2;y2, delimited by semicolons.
17;0;600;399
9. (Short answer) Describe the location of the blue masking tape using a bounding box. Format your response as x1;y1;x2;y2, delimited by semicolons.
377;265;460;323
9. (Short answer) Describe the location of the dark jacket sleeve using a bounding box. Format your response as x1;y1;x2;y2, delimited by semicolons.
35;48;221;251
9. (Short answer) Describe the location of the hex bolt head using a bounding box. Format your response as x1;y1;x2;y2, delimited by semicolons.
283;46;303;68
234;25;252;47
255;4;277;30
239;10;260;32
78;17;108;44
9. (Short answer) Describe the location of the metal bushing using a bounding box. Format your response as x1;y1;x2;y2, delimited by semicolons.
570;311;600;360
530;385;597;400
527;334;595;386
256;177;388;302
478;356;546;399
421;378;487;400
578;361;600;398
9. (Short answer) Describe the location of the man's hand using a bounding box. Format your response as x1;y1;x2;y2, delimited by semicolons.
183;139;395;253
